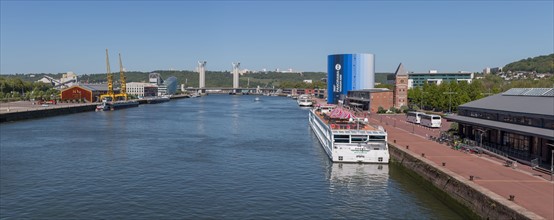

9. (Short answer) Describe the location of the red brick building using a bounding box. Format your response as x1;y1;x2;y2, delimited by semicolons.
345;63;409;113
393;63;409;108
346;89;393;113
60;84;118;102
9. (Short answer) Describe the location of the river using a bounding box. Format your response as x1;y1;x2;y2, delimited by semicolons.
0;95;464;219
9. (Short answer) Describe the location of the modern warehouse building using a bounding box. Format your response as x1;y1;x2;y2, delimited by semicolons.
446;88;554;168
327;53;375;104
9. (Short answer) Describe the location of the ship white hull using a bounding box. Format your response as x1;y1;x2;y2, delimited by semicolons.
309;110;389;164
298;101;313;107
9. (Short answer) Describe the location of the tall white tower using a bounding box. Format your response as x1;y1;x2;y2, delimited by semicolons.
198;61;207;88
232;62;240;89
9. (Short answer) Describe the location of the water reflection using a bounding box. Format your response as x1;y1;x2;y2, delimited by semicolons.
329;163;389;188
326;163;391;219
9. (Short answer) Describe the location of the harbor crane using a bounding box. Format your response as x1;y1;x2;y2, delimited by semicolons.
114;53;128;100
99;49;116;101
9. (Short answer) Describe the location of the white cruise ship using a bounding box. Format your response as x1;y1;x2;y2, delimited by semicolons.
309;106;389;163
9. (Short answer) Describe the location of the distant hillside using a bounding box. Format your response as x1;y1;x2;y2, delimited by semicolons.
503;54;554;73
4;71;327;88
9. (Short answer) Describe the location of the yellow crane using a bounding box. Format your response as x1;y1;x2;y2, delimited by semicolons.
114;53;128;100
99;49;115;101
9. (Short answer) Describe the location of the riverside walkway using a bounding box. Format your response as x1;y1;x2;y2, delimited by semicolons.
370;113;553;219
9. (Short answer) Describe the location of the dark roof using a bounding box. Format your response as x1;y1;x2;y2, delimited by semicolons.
78;84;120;92
459;93;554;116
80;84;108;91
394;63;408;76
446;115;554;140
408;72;472;75
349;88;391;93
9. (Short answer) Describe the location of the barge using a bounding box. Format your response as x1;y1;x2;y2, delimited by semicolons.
96;100;139;111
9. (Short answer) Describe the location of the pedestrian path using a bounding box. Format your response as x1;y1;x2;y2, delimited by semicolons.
369;114;554;220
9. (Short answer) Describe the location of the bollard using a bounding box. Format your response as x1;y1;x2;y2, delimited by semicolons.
508;195;515;201
406;145;409;149
470;175;474;181
421;153;425;157
442;162;446;166
394;139;396;143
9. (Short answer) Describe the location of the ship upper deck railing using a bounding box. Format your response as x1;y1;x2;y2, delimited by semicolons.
313;107;379;131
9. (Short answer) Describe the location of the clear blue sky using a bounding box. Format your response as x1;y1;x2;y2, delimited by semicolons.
1;1;552;74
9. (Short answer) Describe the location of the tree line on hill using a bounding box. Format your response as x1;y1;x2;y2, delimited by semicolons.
0;71;327;102
502;54;554;73
77;70;327;89
407;74;554;112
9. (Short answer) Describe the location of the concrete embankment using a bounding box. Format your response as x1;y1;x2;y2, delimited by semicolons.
0;104;97;123
388;143;543;220
0;96;191;123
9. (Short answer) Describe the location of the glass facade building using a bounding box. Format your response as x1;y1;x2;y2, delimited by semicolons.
407;72;473;88
159;76;178;95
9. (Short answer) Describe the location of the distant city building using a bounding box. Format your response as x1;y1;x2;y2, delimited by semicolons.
303;79;313;84
446;88;554;168
36;72;78;89
60;72;78;88
483;67;491;74
149;72;163;85
327;53;375;104
37;77;52;84
490;67;502;74
126;82;158;97
406;71;473;88
158;76;178;95
483;67;502;74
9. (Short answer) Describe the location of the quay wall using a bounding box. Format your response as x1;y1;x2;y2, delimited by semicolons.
388;143;542;220
0;104;97;123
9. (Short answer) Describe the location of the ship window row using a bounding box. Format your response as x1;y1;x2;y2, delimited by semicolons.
333;135;386;143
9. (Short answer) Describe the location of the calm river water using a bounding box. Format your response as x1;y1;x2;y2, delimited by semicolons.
0;95;464;219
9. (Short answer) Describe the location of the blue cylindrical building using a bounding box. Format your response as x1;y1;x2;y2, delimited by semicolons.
327;53;375;104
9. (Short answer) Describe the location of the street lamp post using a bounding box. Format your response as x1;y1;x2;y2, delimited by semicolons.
443;89;457;113
420;91;428;111
548;143;554;181
476;128;486;156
